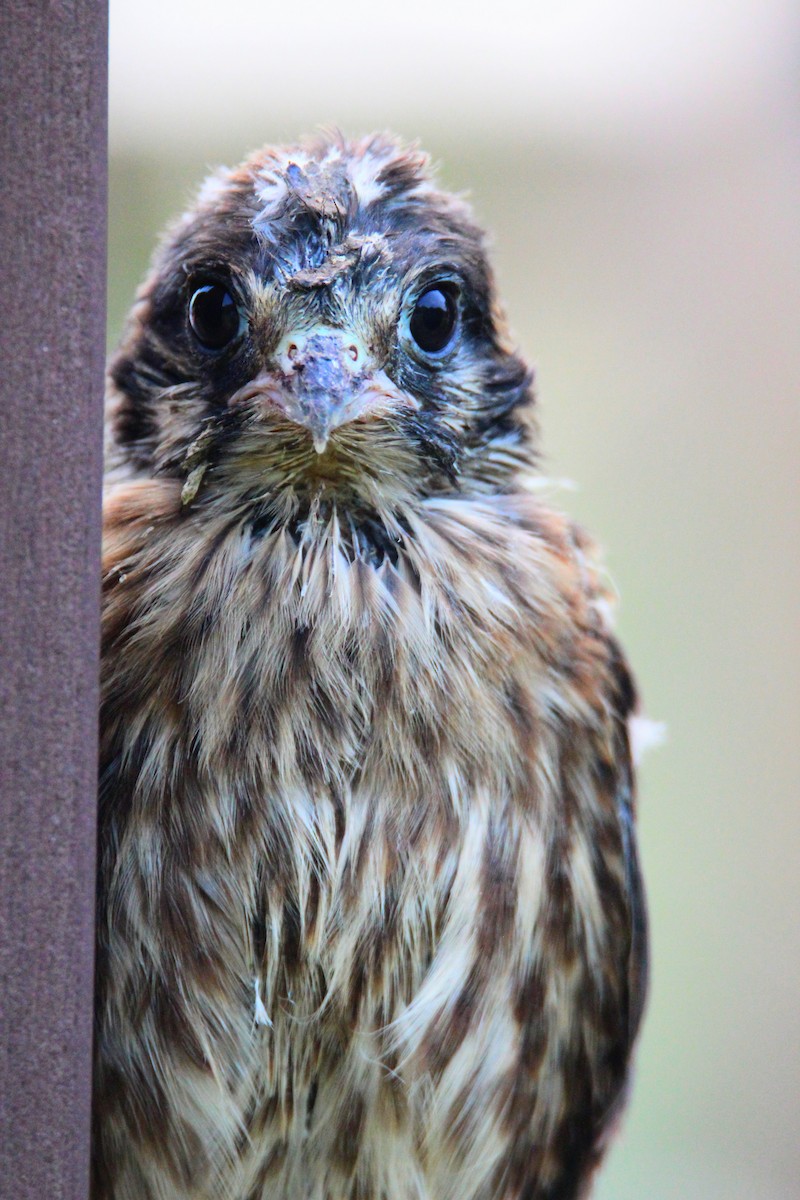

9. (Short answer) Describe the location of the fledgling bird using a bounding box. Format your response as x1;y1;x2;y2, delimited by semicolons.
94;132;648;1200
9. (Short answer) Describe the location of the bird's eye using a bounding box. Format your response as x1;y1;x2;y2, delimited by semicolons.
409;285;458;355
188;282;241;350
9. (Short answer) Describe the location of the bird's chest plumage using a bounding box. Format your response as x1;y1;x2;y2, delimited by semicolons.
96;484;637;1200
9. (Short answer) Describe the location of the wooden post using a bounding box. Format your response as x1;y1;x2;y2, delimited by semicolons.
0;2;107;1196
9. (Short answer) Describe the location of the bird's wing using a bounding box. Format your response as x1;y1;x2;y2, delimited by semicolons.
617;767;649;1050
606;634;650;1055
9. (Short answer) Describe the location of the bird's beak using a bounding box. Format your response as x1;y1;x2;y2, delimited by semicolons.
269;327;374;454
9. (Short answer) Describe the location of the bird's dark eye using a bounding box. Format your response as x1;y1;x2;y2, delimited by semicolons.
409;286;458;354
188;282;241;350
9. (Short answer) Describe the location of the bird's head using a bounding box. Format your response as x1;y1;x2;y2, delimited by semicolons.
108;132;535;530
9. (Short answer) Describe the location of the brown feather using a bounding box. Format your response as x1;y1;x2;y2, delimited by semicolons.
94;132;647;1200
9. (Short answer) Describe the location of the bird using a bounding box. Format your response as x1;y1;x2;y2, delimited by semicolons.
93;131;648;1200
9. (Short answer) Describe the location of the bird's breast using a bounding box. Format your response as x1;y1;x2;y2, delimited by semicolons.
102;482;570;798
97;478;637;1200
99;480;611;1042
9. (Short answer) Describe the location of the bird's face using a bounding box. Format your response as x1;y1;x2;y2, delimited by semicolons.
108;134;534;524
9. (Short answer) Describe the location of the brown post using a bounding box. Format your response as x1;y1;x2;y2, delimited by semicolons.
0;2;107;1197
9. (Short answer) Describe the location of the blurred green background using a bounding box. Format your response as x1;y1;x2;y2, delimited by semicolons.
109;3;799;1195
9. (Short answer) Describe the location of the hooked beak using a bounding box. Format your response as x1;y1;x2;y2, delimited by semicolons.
271;327;374;454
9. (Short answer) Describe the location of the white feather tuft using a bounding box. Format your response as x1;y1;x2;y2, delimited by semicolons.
195;165;232;209
347;152;387;208
628;714;667;765
253;976;273;1027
